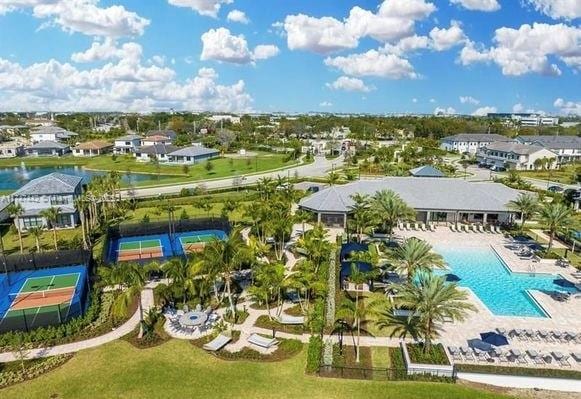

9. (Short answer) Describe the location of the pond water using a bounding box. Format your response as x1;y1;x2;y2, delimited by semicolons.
0;164;166;191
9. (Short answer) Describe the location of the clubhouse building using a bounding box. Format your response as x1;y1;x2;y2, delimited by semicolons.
298;177;522;228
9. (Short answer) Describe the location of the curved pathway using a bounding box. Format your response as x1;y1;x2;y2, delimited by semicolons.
0;288;155;363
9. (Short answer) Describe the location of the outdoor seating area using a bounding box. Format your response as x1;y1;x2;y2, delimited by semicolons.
507;328;580;344
448;223;503;234
164;305;220;336
397;222;436;232
248;333;279;349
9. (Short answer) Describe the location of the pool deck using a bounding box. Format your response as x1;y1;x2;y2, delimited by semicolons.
395;226;581;370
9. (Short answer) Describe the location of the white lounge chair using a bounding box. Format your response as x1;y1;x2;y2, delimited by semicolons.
276;314;305;325
248;333;279;349
450;224;457;232
203;334;232;351
495;226;502;234
471;225;478;233
405;222;411;230
478;225;485;233
428;223;436;232
414;223;420;230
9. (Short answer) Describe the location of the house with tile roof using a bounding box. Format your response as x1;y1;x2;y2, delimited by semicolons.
11;173;83;231
73;140;113;157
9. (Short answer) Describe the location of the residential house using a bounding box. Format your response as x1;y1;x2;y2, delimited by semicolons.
145;130;177;141
0;141;25;158
476;142;558;170
113;134;142;154
167;146;219;164
134;144;179;162
30;126;78;143
11;173;83;231
73;140;113;157
440;133;513;155
26;141;70;157
515;135;581;164
141;134;174;146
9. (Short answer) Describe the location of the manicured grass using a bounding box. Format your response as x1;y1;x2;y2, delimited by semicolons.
456;363;581;380
0;340;510;398
126;202;250;224
0;226;83;254
518;166;578;185
370;346;391;368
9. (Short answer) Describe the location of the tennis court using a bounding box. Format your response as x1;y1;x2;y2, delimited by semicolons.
0;265;88;332
176;230;227;255
117;238;163;262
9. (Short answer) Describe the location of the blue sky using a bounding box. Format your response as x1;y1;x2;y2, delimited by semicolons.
0;0;579;115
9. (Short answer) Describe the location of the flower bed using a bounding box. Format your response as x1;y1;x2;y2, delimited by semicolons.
0;354;73;389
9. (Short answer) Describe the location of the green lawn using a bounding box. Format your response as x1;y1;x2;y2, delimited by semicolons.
0;339;509;399
0;225;83;254
518;165;578;185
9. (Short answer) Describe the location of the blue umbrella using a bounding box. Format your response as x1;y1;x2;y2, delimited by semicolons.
480;331;509;346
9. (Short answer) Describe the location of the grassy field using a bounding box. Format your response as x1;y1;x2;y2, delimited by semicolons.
0;339;510;399
518;165;578;185
0;224;83;254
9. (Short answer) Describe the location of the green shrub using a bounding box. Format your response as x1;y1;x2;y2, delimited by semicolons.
306;335;323;374
406;343;450;365
254;315;304;335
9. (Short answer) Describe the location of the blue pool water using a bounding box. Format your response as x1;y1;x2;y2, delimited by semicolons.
435;246;578;318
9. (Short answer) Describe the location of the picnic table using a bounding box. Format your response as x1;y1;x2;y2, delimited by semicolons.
179;311;208;327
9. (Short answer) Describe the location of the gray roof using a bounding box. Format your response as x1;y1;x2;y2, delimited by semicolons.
136;144;179;155
441;133;513;143
168;146;219;157
515;135;581;150
13;173;83;196
30;126;78;138
483;141;549;155
299;177;521;213
409;165;445;177
27;141;69;150
115;134;142;141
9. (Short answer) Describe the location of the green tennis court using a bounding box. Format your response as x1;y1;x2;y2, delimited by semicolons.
20;273;79;294
119;239;162;251
117;238;163;261
179;234;217;253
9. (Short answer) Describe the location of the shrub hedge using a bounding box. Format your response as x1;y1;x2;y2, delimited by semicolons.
456;364;581;380
306;336;323;374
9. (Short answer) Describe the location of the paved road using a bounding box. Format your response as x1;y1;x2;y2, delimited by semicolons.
122;155;344;198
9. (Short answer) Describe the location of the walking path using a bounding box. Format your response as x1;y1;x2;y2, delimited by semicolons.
0;288;155;363
458;372;581;393
529;229;567;249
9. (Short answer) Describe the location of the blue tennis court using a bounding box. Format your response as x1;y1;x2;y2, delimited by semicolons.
0;265;88;332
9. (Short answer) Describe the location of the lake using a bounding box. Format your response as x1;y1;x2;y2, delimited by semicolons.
0;165;169;191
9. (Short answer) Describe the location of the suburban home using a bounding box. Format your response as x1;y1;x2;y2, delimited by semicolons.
476;142;558;170
515;135;581;164
73;140;113;157
440;133;513;155
145;130;177;141
0;141;25;158
167;146;219;164
409;165;445;178
298;177;521;228
11;173;83;231
30;126;78;143
141;134;173;146
134;143;179;162
113;134;142;154
26;141;70;157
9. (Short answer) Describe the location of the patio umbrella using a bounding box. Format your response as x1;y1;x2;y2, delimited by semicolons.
553;278;575;288
445;273;461;282
480;331;509;346
467;338;493;352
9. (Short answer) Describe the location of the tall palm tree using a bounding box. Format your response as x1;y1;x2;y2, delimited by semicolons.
390;238;445;282
294;209;312;235
74;196;89;249
393;272;475;353
349;193;373;243
201;229;251;314
327;171;340;186
372;190;414;242
508;193;539;231
538;201;573;252
6;203;24;253
28;227;44;253
40;207;61;251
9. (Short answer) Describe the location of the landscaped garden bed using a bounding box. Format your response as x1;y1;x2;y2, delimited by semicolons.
254;315;305;335
405;343;450;366
0;354;73;389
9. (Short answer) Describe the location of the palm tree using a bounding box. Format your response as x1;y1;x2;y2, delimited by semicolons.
327;171;340;186
538;201;573;252
508;193;539;231
40;207;61;251
349;193;373;243
393;272;475;353
294;209;312;236
372;190;414;242
74;196;89;249
201;229;251;314
28;227;44;253
390;238;445;282
6;203;24;253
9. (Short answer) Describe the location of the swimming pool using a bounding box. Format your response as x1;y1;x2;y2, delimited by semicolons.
435;246;578;318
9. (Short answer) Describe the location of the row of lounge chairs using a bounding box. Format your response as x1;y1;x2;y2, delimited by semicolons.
449;223;502;234
505;328;580;344
397;222;436;232
448;346;579;367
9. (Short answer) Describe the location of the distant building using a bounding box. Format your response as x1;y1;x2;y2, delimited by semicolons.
11;173;83;231
142;134;173;146
167;146;219;165
487;113;559;127
113;134;142;154
0;141;25;158
440;133;513;154
30;126;78;143
26;141;70;157
134;144;179;162
73;140;113;157
409;165;445;178
146;130;177;141
476;142;558;170
209;115;241;124
515;135;581;164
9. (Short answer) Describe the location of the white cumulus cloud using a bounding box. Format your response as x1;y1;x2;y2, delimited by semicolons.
449;0;500;12
167;0;232;18
429;21;467;51
227;9;249;24
460;96;479;105
319;101;333;107
324;49;418;79
326;76;375;92
554;98;581;115
523;0;581;20
434;106;457;115
71;39;142;63
472;106;497;116
200;28;279;64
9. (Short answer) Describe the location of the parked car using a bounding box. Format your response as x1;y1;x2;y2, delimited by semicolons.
548;185;564;193
490;165;506;172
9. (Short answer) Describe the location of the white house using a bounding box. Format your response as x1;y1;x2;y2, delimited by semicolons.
73;140;113;157
30;126;78;143
113;134;142;154
141;134;173;147
515;135;581;164
0;141;25;158
26;141;70;157
440;133;513;155
167;146;219;165
11;173;83;231
134;144;179;162
476;142;558;170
